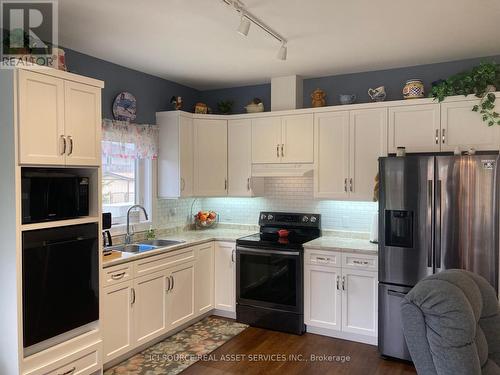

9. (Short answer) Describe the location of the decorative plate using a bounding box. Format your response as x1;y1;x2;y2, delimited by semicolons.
113;92;137;121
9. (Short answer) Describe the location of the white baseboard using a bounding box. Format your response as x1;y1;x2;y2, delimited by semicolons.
306;325;377;346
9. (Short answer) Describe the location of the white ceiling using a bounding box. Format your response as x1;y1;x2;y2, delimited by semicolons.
59;0;500;90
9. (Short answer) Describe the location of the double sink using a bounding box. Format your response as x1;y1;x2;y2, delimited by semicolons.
109;239;185;254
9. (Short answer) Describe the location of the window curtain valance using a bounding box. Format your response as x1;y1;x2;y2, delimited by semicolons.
102;119;159;159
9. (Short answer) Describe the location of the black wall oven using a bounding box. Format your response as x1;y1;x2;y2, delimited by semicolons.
22;223;99;348
21;168;90;224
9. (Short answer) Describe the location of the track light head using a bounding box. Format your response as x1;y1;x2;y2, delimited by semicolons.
277;43;287;60
237;16;251;36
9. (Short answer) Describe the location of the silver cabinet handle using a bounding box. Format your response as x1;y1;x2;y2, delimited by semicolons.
166;275;171;291
231;249;235;263
247;177;251;191
336;275;340;290
58;366;76;375
276;144;280;158
353;260;369;265
442;129;446;144
344;178;348;193
67;135;73;156
170;275;174;291
349;178;353;192
224;179;228;191
111;272;125;280
281;144;284;157
435;129;439;144
342;276;346;291
131;287;136;305
180;177;185;192
60;135;66;155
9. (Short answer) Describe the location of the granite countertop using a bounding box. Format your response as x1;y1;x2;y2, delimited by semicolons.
303;237;378;255
103;228;257;268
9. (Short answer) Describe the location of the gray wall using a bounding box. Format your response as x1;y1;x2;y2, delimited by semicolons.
201;55;500;113
198;83;270;115
64;48;200;124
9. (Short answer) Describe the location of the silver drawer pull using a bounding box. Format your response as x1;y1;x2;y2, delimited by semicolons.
353;260;369;265
58;366;76;375
111;272;126;280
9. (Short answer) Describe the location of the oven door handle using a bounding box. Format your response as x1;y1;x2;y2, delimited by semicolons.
236;246;300;256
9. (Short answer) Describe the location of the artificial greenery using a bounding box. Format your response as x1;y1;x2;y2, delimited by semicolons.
430;62;500;126
217;100;234;115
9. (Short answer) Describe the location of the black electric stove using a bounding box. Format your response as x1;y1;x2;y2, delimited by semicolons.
235;212;321;335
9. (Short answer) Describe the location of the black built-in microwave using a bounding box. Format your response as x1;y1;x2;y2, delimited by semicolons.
21;168;90;224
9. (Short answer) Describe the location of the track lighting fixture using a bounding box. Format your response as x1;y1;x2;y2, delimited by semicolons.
222;0;287;60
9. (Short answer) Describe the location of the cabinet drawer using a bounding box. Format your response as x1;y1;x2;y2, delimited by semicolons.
305;250;341;267
103;263;133;287
342;253;378;271
24;342;101;375
134;248;195;277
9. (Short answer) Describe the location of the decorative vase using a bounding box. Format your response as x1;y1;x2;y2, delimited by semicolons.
403;79;425;99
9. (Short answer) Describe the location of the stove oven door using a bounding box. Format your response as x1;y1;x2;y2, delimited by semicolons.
236;246;303;313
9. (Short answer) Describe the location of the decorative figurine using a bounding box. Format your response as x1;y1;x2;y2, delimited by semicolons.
311;88;326;107
245;98;264;113
339;94;357;105
170;96;183;110
403;79;425;99
368;86;387;102
194;102;209;114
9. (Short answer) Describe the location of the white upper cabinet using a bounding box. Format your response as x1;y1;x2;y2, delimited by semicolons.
281;114;314;163
349;108;387;201
18;69;102;166
64;80;101;166
228;119;263;197
388;104;440;153
314;111;350;199
193;118;228;196
441;99;500;152
252;114;314;164
251;117;282;163
157;112;194;198
18;69;65;165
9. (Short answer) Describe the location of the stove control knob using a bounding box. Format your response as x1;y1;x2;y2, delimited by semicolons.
260;214;266;220
302;216;309;223
267;214;274;220
310;216;317;223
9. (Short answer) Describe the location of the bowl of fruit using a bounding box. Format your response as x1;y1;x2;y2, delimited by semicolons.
194;211;218;229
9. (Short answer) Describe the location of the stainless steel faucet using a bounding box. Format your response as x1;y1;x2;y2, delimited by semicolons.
125;205;149;244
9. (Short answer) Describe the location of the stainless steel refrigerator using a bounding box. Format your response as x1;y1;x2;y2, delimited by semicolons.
378;154;499;361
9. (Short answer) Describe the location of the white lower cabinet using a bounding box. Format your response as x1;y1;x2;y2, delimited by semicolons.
195;243;215;315
214;242;236;313
166;261;196;329
304;249;378;344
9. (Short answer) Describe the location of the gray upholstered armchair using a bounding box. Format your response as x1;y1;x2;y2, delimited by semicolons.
401;269;500;375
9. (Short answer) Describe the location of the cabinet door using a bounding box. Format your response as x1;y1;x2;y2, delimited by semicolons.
18;70;65;165
193;119;228;196
313;111;350;199
281;114;314;163
179;115;194;197
102;281;134;363
441;100;500;151
251;117;282;163
228;119;253;196
133;271;168;346
304;264;342;331
349;108;388;201
167;261;195;329
341;268;378;337
64;81;101;166
388;104;440;153
214;242;236;312
195;242;214;315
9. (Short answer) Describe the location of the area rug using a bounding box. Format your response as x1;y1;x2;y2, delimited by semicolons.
104;316;248;375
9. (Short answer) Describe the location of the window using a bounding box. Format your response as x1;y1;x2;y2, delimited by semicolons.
102;141;152;226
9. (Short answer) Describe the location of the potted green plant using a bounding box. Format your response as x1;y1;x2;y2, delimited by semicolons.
430;61;500;126
217;100;234;115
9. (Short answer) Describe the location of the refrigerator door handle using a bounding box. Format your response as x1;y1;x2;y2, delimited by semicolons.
427;180;434;268
388;289;409;298
435;179;442;272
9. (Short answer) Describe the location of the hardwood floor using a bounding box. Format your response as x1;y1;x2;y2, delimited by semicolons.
183;325;417;375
